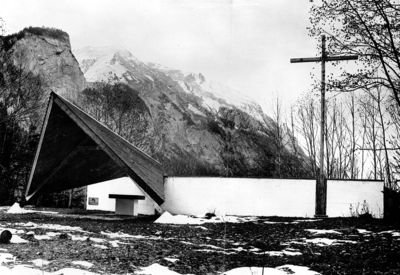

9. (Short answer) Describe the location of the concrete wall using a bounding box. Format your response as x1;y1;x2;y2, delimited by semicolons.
163;177;384;218
86;177;155;215
327;180;384;218
163;177;316;217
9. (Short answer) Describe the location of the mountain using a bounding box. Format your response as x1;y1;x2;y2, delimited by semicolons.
0;27;86;101
74;46;309;177
75;46;265;122
0;26;310;178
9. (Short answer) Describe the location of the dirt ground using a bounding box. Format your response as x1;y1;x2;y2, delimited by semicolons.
0;208;399;274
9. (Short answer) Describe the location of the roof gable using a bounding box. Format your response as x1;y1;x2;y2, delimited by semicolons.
26;92;164;205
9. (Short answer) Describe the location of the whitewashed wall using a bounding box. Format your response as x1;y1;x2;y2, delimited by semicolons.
86;177;156;215
163;177;316;217
327;180;383;218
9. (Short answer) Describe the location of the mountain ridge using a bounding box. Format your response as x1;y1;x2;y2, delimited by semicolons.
0;27;311;178
75;46;310;177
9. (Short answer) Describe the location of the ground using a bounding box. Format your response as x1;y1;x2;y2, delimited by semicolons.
0;206;398;274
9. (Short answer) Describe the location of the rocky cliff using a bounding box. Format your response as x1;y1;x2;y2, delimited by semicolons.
0;27;86;101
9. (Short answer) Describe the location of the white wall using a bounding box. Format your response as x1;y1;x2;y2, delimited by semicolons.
86;177;384;218
163;177;316;217
86;177;156;215
327;180;383;218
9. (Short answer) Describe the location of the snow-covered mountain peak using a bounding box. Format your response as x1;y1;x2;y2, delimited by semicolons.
74;46;265;122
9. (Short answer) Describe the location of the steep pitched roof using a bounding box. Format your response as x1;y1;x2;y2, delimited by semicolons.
25;92;164;205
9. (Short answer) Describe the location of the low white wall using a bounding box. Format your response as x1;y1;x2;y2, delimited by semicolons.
86;177;155;215
327;180;383;218
163;177;316;217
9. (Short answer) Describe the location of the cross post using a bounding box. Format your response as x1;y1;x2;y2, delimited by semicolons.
290;35;358;217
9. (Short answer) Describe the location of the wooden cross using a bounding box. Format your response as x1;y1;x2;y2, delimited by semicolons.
290;35;358;217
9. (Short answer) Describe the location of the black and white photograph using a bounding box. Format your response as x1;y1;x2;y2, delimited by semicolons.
0;0;399;274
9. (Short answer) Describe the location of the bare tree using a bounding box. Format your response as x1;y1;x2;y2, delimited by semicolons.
271;97;285;177
297;94;319;177
310;0;400;107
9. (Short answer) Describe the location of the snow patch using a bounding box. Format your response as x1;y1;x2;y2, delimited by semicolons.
6;203;58;215
72;260;94;268
263;250;303;257
53;268;99;275
223;264;320;275
10;235;28;244
7;203;29;214
137;263;190;275
31;259;50;267
0;265;99;275
305;229;342;235
155;212;205;225
298;238;357;246
88;237;105;243
68;234;88;241
164;257;179;263
15;222;88;233
0;253;15;264
379;230;400;237
34;235;52;240
100;231;162;241
293;219;322;223
155;212;258;225
357;229;372;234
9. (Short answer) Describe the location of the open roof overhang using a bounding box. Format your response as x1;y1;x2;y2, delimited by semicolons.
25;92;164;205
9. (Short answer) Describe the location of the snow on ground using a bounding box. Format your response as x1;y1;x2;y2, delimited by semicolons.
0;253;15;264
264;219;322;225
379;230;400;237
34;235;52;240
0;265;99;275
164;257;179;263
287;238;357;247
155;212;259;225
10;235;28;244
72;260;94;268
137;263;190;275
305;229;342;235
100;231;165;241
293;219;322;223
223;265;320;275
88;237;106;243
13;222;89;233
136;263;321;275
31;259;50;267
263;250;303;257
357;229;372;234
6;203;58;215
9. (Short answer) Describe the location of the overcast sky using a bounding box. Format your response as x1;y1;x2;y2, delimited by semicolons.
1;0;320;113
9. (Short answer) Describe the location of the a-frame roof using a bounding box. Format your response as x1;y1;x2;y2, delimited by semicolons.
25;92;164;205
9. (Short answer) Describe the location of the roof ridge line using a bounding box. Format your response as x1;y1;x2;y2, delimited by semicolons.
52;92;162;168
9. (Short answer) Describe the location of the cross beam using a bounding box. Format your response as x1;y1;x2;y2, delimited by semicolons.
290;35;358;217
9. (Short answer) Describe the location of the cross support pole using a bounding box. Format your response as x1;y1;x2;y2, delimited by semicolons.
290;35;358;218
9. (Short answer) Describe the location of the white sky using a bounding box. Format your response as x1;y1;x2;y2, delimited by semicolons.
1;0;320;114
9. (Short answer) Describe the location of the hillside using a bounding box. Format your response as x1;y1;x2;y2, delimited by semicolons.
74;46;310;177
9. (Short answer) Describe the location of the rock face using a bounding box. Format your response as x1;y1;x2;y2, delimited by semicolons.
0;27;86;101
75;47;310;177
